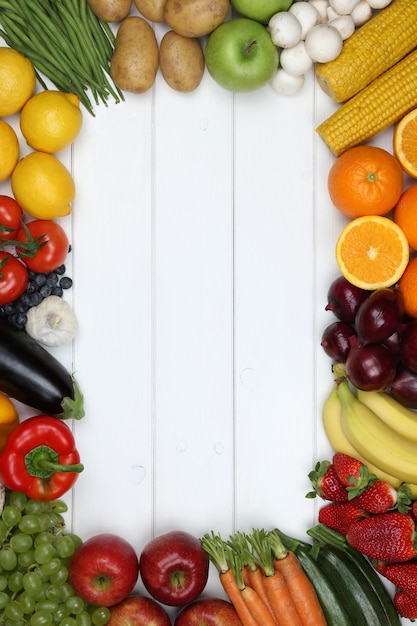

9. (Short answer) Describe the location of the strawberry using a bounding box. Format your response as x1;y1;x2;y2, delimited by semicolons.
376;561;417;595
318;501;367;535
351;480;411;514
307;460;349;502
332;452;376;493
394;589;417;620
347;511;417;562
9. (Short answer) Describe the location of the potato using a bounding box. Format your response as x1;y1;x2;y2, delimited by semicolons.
110;16;159;94
164;0;230;38
160;31;205;92
133;0;166;22
87;0;132;22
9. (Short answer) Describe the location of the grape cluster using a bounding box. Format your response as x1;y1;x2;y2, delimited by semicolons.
0;490;110;626
0;265;73;331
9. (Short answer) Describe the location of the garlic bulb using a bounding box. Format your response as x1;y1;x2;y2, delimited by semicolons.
25;296;78;347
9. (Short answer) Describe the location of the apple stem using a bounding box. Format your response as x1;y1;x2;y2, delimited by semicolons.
245;39;258;55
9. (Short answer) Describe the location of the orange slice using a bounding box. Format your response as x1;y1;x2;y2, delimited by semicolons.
394;108;417;178
335;215;409;290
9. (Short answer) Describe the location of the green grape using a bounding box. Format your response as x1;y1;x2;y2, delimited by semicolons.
30;609;53;626
5;600;24;621
8;571;23;593
0;590;9;609
5;619;26;626
0;574;8;591
24;500;46;516
66;535;82;552
75;611;91;626
18;591;36;614
90;608;110;626
10;532;33;554
55;536;75;560
65;596;85;616
22;571;43;597
19;515;42;535
2;505;22;528
36;600;59;613
0;547;17;571
50;501;67;515
18;549;36;569
0;519;8;542
34;532;54;547
59;617;77;626
53;606;70;624
9;491;27;511
45;584;62;603
50;566;68;586
59;584;74;603
41;558;62;578
34;543;55;565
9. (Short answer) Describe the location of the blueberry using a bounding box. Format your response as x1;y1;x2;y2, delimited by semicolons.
34;273;47;287
51;287;63;297
55;264;66;275
59;276;73;289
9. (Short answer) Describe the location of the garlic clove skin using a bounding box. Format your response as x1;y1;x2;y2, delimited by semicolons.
25;295;79;347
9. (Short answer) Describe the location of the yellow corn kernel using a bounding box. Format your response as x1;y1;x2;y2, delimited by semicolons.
316;49;417;156
315;0;417;103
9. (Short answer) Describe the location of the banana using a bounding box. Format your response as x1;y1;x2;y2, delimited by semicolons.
338;379;417;485
356;388;417;442
322;382;403;489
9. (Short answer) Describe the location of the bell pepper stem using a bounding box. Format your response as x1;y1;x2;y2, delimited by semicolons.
25;444;84;479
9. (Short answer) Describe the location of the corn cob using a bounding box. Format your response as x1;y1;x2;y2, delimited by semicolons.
315;0;417;103
316;49;417;156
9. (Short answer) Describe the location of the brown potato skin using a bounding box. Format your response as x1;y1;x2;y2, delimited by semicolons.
110;16;159;94
87;0;132;22
133;0;166;22
160;31;205;92
164;0;230;38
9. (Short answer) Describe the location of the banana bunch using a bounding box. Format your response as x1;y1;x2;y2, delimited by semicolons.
322;372;417;498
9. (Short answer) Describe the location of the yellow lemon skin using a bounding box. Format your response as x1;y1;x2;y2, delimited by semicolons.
20;91;83;153
0;121;19;182
0;47;36;116
11;151;75;220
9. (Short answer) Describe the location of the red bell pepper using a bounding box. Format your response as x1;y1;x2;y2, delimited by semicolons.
0;414;83;501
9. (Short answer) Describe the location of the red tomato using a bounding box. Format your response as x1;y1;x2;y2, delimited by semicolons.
16;220;69;273
0;251;28;305
0;195;23;241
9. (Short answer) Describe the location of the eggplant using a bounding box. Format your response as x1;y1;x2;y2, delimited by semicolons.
0;318;84;419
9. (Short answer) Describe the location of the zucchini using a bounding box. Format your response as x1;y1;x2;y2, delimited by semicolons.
0;319;84;419
275;529;353;626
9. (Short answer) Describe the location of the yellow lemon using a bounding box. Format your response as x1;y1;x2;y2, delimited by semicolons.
0;47;36;116
0;121;19;181
11;151;75;220
20;91;83;153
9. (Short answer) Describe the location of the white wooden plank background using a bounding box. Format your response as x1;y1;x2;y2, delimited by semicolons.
1;4;411;622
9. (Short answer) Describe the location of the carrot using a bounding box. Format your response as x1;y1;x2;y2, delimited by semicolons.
240;582;278;626
270;530;327;626
200;532;261;626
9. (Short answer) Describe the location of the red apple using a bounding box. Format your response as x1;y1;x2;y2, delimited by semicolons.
68;533;139;607
174;597;243;625
139;530;209;607
107;595;171;626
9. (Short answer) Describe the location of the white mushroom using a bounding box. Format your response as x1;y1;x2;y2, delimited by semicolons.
289;1;319;39
327;13;355;39
350;0;372;25
366;0;392;7
268;11;302;48
279;41;313;76
329;0;361;13
304;23;343;63
270;68;305;95
25;296;79;347
308;0;330;24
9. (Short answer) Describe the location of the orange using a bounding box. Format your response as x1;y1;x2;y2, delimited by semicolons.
394;108;417;178
328;145;404;218
335;215;409;290
399;257;417;318
393;184;417;250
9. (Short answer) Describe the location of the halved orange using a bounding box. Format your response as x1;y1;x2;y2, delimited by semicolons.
394;108;417;178
335;215;409;290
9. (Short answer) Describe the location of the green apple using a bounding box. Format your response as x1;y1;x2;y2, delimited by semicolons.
230;0;293;23
205;18;279;92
